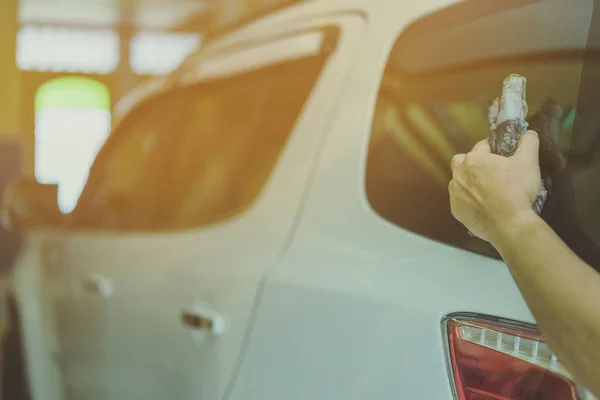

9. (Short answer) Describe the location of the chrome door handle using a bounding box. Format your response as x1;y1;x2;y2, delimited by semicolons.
181;306;225;336
83;274;113;297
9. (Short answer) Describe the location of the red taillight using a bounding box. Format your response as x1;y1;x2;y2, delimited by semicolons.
444;315;592;400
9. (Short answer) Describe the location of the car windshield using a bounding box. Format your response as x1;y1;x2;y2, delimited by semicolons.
70;52;328;231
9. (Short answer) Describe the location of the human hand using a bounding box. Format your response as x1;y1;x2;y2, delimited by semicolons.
449;131;542;243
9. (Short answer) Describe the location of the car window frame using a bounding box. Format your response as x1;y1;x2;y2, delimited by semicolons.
89;24;340;195
69;26;342;231
364;1;600;261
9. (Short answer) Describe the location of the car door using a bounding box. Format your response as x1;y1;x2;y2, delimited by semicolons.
45;14;365;400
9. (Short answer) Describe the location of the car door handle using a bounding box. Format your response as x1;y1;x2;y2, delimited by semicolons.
82;274;113;297
181;306;225;336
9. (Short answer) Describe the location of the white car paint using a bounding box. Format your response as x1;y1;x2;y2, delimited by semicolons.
10;0;542;399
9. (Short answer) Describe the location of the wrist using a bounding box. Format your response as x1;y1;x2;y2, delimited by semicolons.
488;209;542;249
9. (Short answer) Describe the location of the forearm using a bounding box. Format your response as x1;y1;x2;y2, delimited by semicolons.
491;214;600;396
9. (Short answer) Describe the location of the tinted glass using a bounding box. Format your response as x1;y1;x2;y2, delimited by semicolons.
72;55;326;231
367;52;600;268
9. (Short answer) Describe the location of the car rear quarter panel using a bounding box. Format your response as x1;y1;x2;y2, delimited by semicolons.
231;243;531;400
228;2;534;399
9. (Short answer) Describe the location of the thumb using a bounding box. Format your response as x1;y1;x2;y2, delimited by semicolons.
515;130;540;164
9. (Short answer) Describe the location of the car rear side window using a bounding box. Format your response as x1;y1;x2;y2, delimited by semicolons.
72;37;333;231
366;32;600;266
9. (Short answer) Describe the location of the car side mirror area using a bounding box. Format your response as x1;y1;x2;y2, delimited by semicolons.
1;178;65;231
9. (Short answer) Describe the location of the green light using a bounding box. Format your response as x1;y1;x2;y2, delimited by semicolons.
35;77;110;112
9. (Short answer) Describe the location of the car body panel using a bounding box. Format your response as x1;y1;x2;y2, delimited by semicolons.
11;1;550;399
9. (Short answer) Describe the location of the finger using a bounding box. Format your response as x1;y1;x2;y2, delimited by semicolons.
448;180;466;221
448;180;457;212
448;179;457;194
515;130;540;163
450;154;466;173
448;180;460;208
471;138;491;154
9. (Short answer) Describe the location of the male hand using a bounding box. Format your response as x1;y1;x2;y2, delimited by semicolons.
449;131;542;243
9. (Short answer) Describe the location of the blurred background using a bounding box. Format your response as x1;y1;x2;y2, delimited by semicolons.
0;0;295;352
0;0;294;215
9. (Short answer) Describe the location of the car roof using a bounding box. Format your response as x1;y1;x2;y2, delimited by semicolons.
113;0;459;122
200;0;460;48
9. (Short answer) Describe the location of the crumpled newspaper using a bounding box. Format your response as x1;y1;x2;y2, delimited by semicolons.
488;74;547;214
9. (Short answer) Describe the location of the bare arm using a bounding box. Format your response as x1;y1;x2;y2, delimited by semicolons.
449;131;600;396
493;212;600;396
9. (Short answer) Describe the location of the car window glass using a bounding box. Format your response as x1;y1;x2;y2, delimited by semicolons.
72;105;166;229
367;49;600;265
72;53;328;231
169;58;323;228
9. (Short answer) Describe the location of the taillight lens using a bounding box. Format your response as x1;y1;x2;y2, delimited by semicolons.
444;314;594;400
